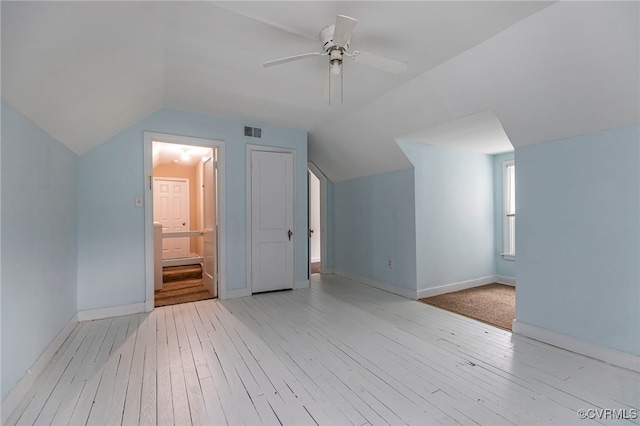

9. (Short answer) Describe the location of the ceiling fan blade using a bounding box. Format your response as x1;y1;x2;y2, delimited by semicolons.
332;15;357;47
263;52;325;68
352;51;408;74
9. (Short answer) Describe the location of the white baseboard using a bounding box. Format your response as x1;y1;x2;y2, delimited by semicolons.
497;276;516;286
512;320;640;372
2;313;78;423
77;302;146;322
295;279;310;289
333;269;417;300
417;275;497;299
223;287;251;300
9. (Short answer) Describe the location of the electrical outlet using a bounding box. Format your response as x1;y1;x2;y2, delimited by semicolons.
134;196;144;207
387;258;393;269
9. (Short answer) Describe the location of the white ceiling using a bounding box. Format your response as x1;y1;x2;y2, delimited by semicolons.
2;1;638;182
399;110;513;155
152;142;214;168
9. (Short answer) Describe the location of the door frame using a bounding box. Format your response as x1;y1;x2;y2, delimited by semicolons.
246;144;297;293
201;155;218;297
307;161;330;274
143;132;227;311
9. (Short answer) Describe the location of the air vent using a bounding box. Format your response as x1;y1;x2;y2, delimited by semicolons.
244;126;262;138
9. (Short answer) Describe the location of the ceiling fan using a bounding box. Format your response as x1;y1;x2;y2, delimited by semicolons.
263;15;408;102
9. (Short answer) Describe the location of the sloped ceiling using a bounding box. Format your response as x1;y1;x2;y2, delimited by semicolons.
2;1;638;182
399;110;513;155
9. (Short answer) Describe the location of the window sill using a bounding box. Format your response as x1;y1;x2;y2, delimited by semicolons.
502;254;516;261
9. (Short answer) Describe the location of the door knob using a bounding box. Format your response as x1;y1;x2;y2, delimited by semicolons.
182;222;186;226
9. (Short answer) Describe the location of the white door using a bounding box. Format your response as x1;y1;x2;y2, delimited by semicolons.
203;155;217;297
153;178;189;259
251;150;295;293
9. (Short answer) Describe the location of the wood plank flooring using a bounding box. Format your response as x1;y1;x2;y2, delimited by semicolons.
5;274;639;425
154;279;214;307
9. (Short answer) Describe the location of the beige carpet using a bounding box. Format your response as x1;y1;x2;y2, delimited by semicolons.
154;278;214;307
419;283;515;331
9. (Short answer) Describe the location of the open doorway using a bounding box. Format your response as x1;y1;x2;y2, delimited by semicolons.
309;169;321;274
144;133;226;310
307;162;329;277
152;141;217;307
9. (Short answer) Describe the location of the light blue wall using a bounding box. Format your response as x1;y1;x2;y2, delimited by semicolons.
77;108;307;310
333;169;417;290
398;141;495;291
1;103;78;399
326;180;335;270
516;125;639;355
493;152;516;280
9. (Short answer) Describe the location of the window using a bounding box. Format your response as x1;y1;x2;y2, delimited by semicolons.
503;160;515;260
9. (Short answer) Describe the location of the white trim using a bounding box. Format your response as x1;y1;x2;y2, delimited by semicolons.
307;162;329;276
162;230;203;239
1;314;78;422
496;276;516;286
223;287;251;300
245;147;251;291
417;275;497;299
310;256;321;263
77;303;146;322
144;136;154;311
217;144;227;301
162;255;203;267
246;145;297;295
295;279;310;289
503;159;516;258
333;269;418;300
144;132;227;305
512;320;640;373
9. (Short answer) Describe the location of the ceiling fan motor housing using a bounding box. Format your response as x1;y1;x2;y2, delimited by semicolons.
320;25;350;52
263;14;407;92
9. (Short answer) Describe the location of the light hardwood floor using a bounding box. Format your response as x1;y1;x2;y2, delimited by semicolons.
5;274;639;425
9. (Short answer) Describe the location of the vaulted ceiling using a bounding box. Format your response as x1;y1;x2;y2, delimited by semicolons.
2;1;638;181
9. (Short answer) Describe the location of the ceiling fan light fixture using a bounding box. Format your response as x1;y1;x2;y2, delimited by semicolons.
181;148;190;162
330;60;341;75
